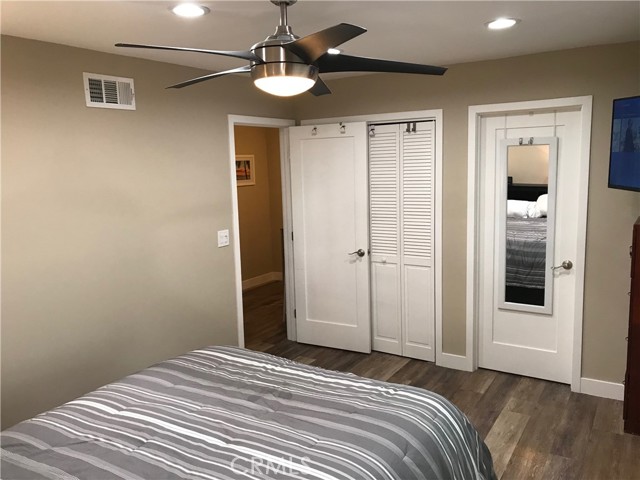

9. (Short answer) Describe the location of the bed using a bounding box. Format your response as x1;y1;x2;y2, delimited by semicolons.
505;183;548;306
1;346;495;480
505;216;547;289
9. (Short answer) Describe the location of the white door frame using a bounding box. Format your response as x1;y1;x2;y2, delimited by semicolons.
227;115;296;347
302;110;443;364
466;96;592;392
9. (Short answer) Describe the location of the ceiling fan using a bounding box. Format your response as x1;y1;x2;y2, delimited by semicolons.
116;0;447;97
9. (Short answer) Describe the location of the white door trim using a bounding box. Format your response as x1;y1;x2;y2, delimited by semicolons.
227;115;296;348
302;110;443;365
466;96;592;391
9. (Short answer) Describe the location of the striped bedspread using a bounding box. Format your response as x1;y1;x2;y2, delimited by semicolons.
506;217;547;288
1;346;495;480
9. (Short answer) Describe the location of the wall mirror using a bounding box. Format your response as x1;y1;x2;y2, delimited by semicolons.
497;137;558;315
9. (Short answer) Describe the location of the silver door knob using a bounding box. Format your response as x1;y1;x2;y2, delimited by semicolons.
348;249;365;258
551;260;573;271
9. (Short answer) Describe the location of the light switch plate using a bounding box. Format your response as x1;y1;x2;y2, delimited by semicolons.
217;229;230;247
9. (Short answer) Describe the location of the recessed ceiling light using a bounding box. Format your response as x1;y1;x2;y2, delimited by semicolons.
171;4;210;18
486;17;520;30
327;48;342;55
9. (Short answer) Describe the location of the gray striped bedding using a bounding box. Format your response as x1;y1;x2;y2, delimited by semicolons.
1;346;496;480
506;217;547;288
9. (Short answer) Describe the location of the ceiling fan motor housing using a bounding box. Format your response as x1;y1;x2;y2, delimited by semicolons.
250;34;318;85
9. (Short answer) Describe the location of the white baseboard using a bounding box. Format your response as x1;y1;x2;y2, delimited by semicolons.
429;359;624;400
436;352;473;372
242;272;283;291
580;377;624;401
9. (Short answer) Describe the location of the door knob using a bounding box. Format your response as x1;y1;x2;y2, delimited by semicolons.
348;249;365;258
551;260;573;271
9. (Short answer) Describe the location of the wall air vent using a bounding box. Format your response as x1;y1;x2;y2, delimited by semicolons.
83;72;136;110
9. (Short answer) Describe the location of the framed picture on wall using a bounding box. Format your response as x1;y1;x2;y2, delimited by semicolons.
235;155;255;186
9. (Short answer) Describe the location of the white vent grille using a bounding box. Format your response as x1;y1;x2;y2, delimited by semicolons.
83;73;135;110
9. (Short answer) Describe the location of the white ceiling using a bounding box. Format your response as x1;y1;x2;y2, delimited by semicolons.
2;0;639;77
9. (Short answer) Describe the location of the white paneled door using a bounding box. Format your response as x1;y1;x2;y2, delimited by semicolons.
478;109;583;383
289;122;371;353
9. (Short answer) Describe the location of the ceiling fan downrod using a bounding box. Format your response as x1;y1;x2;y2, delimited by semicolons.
271;0;297;38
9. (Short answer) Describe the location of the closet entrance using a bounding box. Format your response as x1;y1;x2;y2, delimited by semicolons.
288;123;371;352
369;121;436;361
289;112;442;361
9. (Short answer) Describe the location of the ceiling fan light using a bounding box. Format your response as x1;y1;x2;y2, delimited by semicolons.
254;76;316;97
171;4;210;18
252;63;318;97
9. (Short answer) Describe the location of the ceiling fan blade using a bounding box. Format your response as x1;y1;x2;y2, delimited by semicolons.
308;77;332;96
167;65;252;89
284;23;367;63
317;53;447;76
115;43;260;62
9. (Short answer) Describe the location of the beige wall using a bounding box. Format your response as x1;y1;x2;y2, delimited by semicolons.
294;41;640;382
234;126;283;280
2;36;639;430
0;35;294;428
508;145;549;185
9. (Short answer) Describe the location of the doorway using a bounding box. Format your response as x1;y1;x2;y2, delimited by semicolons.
228;115;296;349
467;97;592;391
234;125;286;349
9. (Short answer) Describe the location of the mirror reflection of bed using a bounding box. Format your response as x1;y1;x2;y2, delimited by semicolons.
505;144;550;307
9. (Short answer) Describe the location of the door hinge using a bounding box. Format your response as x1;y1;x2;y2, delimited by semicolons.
294;309;297;318
291;232;294;241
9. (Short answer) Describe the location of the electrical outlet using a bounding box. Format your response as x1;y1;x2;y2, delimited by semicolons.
217;229;230;247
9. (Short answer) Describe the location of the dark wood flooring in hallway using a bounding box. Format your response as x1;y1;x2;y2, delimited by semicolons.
242;281;640;480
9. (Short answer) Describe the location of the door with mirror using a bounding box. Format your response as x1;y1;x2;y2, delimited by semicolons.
479;110;582;384
498;138;558;314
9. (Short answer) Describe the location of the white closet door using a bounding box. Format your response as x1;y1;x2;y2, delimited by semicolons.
370;124;402;355
369;122;435;361
401;122;435;361
290;122;371;353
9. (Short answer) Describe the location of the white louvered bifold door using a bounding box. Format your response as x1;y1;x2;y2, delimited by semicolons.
401;122;435;361
370;124;402;355
369;121;435;361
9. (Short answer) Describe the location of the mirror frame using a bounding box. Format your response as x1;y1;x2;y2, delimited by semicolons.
497;137;558;315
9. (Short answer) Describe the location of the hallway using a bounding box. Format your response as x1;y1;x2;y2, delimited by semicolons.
242;281;286;351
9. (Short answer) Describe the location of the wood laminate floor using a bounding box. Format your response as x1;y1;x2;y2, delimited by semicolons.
242;281;640;480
